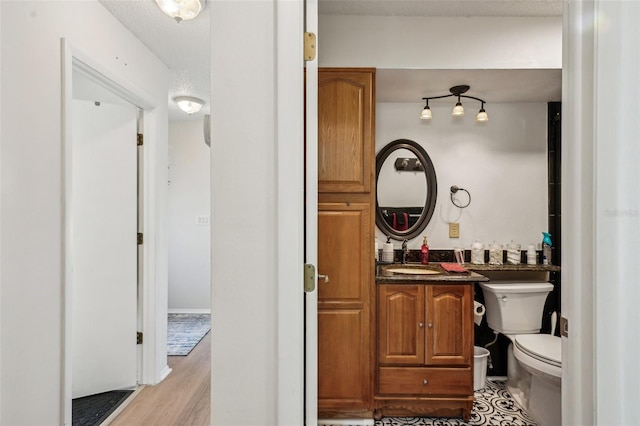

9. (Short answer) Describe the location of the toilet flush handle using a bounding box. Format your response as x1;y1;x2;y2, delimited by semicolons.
501;295;508;302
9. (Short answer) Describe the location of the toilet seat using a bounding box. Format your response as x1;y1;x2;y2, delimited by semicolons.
513;334;562;378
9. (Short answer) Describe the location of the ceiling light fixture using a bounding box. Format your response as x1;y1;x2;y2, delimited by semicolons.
420;100;432;120
154;0;206;23
420;85;489;122
175;96;204;114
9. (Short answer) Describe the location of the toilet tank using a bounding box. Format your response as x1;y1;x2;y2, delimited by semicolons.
479;282;553;335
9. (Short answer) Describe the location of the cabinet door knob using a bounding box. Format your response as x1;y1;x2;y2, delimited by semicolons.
318;274;330;283
428;323;433;328
419;322;424;328
423;379;428;385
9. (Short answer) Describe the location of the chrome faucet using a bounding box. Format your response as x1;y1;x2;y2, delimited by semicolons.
402;239;409;264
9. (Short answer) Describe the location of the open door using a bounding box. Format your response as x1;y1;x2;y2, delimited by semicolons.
70;96;138;398
305;0;319;424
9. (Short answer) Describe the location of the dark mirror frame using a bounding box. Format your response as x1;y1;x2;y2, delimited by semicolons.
375;139;438;241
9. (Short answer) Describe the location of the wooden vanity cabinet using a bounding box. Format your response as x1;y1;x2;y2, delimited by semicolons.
375;283;474;421
317;68;376;419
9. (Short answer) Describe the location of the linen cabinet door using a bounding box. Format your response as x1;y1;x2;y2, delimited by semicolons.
317;202;372;415
318;69;374;194
377;285;425;365
425;284;472;366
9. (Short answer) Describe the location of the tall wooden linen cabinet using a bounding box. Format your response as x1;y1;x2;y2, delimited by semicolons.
317;68;376;419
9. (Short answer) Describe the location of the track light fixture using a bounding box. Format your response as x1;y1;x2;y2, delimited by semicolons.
420;85;489;122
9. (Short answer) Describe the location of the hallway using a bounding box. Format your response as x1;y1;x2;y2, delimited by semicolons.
109;333;211;425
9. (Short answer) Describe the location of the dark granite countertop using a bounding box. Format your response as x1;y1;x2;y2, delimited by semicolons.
464;263;561;272
376;263;489;283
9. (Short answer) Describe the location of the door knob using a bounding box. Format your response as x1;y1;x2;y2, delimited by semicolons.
318;274;330;283
419;322;424;328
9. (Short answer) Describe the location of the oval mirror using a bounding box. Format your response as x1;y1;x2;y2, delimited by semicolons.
376;139;437;240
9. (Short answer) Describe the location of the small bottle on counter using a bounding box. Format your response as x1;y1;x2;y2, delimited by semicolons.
471;240;484;265
542;232;552;265
421;236;429;265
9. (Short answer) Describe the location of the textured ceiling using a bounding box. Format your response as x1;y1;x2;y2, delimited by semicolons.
98;0;563;120
99;0;210;121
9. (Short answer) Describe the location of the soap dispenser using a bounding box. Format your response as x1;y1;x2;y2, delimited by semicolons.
382;236;395;264
421;236;430;265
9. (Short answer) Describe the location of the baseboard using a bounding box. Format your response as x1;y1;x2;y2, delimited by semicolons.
318;420;374;426
168;308;211;314
159;365;173;382
487;375;508;381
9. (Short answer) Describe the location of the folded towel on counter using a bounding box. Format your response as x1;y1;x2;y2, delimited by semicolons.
440;262;468;273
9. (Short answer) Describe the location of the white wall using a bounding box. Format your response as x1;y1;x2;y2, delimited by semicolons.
0;2;168;424
376;102;548;250
319;16;562;69
563;1;640;424
210;1;305;424
168;120;210;311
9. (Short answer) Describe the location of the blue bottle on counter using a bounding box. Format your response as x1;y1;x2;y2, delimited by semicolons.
542;232;552;265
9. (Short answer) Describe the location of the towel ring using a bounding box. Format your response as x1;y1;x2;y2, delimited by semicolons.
450;185;471;208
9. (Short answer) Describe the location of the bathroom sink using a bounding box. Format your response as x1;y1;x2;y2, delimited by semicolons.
380;264;446;276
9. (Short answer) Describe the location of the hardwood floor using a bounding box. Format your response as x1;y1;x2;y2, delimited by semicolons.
109;332;211;426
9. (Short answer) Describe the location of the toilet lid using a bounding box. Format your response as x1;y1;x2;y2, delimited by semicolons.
514;334;562;368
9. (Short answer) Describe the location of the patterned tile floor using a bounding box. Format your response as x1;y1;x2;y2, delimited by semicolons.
374;379;538;426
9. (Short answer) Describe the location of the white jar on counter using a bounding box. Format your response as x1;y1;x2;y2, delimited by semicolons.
489;242;503;265
382;241;394;263
506;241;521;265
527;244;537;265
471;241;484;265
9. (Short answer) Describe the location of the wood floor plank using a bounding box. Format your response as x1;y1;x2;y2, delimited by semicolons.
110;332;211;426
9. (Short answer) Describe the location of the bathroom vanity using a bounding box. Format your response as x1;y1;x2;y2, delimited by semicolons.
374;265;488;421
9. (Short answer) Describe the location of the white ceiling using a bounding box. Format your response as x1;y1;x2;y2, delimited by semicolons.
98;0;563;120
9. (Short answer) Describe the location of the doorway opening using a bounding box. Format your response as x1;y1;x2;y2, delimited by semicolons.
61;38;162;426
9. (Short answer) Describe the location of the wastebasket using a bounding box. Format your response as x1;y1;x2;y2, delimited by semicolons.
473;346;490;391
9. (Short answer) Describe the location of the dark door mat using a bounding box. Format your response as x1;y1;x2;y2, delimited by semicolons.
72;390;133;426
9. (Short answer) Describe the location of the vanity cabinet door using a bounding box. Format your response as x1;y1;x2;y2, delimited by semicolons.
378;285;425;365
425;284;473;366
318;69;375;194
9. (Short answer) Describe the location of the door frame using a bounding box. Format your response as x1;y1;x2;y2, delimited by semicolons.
304;0;319;424
60;39;162;425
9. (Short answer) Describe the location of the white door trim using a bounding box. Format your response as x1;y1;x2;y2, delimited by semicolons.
305;0;319;424
275;1;307;424
60;38;163;425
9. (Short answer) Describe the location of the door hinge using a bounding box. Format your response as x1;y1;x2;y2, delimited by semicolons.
137;133;143;146
304;32;316;62
304;264;316;293
137;233;143;245
137;332;143;344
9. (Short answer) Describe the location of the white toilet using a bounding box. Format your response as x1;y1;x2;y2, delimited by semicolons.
479;282;562;426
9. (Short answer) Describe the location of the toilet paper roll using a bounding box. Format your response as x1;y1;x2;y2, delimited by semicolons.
474;301;486;326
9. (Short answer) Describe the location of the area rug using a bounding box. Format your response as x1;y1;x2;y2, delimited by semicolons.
72;390;133;426
167;313;211;356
